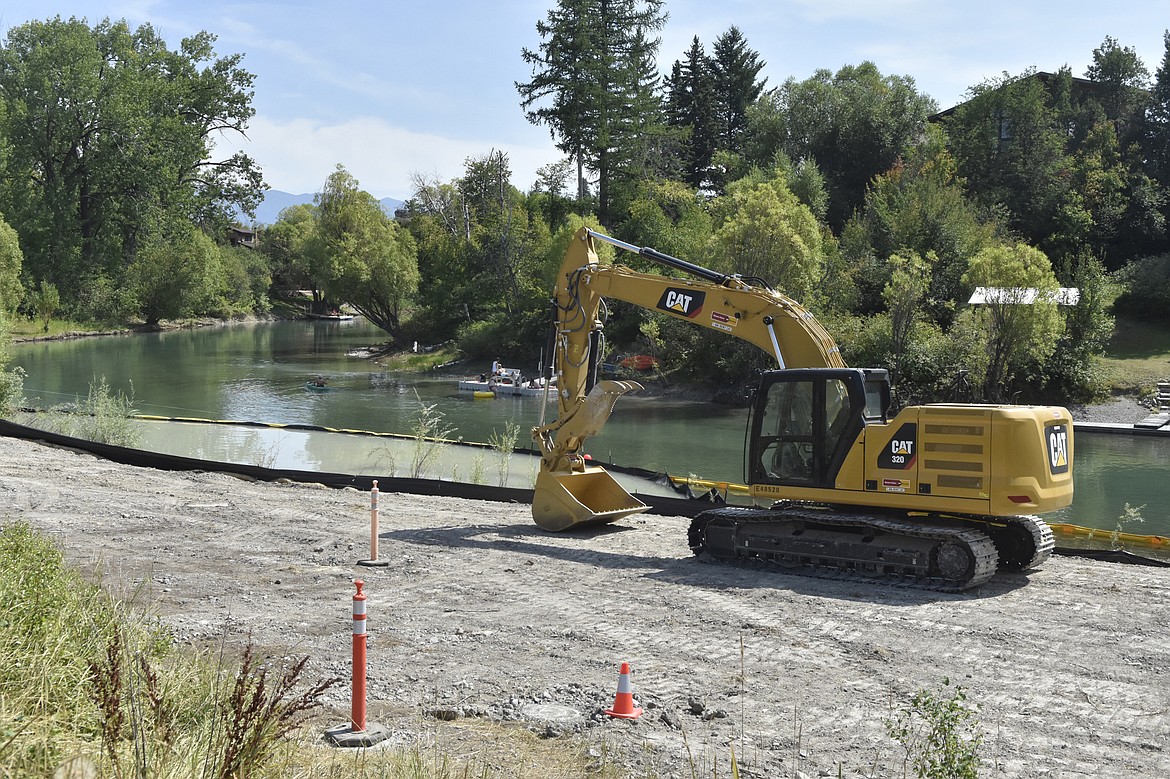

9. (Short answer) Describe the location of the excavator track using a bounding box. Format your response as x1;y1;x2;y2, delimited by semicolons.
687;505;1001;592
984;515;1054;571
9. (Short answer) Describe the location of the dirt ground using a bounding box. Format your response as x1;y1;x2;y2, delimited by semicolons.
3;435;1169;778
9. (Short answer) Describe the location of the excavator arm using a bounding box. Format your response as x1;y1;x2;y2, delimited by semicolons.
532;227;846;530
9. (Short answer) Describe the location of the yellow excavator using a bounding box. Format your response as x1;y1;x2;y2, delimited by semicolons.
530;227;1073;590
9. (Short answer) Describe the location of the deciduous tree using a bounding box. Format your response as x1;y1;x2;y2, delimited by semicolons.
744;62;936;230
0;16;263;312
315;166;419;339
960;242;1063;400
0;214;21;313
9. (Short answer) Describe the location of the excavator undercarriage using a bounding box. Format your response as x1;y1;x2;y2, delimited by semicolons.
687;506;1054;591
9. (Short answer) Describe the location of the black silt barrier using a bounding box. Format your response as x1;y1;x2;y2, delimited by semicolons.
2;418;1165;566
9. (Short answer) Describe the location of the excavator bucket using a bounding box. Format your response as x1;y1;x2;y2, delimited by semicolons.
533;467;649;531
532;379;651;531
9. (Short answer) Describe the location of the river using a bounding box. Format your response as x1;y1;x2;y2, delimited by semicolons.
9;318;1168;538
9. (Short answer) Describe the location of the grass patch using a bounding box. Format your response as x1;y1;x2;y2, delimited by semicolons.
0;520;643;778
1098;315;1170;393
7;317;115;340
377;344;464;373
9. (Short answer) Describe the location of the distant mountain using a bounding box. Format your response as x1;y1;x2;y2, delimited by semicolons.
244;190;406;226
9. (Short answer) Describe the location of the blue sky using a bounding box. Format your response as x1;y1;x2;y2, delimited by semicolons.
1;1;1165;199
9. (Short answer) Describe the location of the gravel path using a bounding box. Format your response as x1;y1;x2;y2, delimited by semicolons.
4;434;1169;777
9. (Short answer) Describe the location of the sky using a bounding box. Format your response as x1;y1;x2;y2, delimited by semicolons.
1;1;1166;200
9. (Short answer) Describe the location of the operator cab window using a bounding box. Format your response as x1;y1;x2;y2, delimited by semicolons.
760;380;815;483
756;375;857;487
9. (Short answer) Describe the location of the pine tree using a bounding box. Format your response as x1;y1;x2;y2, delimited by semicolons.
517;0;667;225
711;26;767;154
666;37;719;190
1146;32;1170;194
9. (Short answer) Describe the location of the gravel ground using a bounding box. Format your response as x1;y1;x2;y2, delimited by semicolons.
1067;395;1155;425
3;432;1169;778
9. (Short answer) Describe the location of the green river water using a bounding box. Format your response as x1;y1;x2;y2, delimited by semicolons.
9;318;1169;539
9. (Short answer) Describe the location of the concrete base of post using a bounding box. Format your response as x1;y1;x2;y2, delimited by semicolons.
324;721;392;748
356;558;390;567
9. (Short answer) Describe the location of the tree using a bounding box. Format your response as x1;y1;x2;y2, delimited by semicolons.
0;16;263;312
709;177;823;300
847;123;996;321
960;242;1063;400
126;223;224;327
1085;35;1151;143
744;62;937;229
946;70;1074;260
530;159;575;229
264;204;321;303
710;26;767;155
665;37;719;190
30;281;59;332
315;166;419;339
0;214;22;313
882;251;931;387
517;0;667;224
1145;31;1170;235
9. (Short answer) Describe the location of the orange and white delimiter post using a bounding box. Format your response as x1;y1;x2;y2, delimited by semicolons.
369;480;380;561
351;579;368;732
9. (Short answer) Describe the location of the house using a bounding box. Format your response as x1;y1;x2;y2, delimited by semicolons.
228;226;257;249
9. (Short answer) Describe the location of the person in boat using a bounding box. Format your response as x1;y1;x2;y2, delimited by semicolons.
479;373;487;382
491;357;501;376
313;376;327;387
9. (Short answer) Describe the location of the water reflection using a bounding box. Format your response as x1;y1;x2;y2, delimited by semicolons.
11;319;1170;538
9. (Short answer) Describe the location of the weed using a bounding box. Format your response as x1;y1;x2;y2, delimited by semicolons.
1110;502;1146;548
488;421;522;487
885;679;983;779
215;645;339;778
471;453;487;485
409;393;456;479
38;376;141;447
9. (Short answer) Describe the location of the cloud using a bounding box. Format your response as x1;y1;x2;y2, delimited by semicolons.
215;114;559;199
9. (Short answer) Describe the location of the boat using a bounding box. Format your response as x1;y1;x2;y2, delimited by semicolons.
472;390;496;399
457;367;556;398
308;311;355;321
305;379;332;391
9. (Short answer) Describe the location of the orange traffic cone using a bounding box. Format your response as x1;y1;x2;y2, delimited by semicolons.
604;662;643;719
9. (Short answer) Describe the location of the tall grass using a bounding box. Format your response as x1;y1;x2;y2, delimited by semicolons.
409;394;457;479
488;422;522;487
0;520;337;777
35;376;142;448
0;521;640;778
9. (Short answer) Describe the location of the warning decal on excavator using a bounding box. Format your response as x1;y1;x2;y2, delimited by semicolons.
1046;423;1069;474
710;310;736;331
656;288;706;319
878;423;917;470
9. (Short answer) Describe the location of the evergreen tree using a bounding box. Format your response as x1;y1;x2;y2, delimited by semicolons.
1146;31;1170;231
665;37;719;190
711;26;767;155
517;0;667;225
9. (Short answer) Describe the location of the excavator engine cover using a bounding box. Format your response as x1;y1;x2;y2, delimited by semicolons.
533;467;649;531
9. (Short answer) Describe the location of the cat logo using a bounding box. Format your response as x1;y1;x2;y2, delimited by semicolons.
1046;423;1069;474
656;288;705;319
877;423;917;470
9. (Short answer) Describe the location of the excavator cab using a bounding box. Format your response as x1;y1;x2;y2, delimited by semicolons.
748;368;889;488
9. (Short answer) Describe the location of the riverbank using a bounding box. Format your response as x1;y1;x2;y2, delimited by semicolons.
3;434;1167;777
